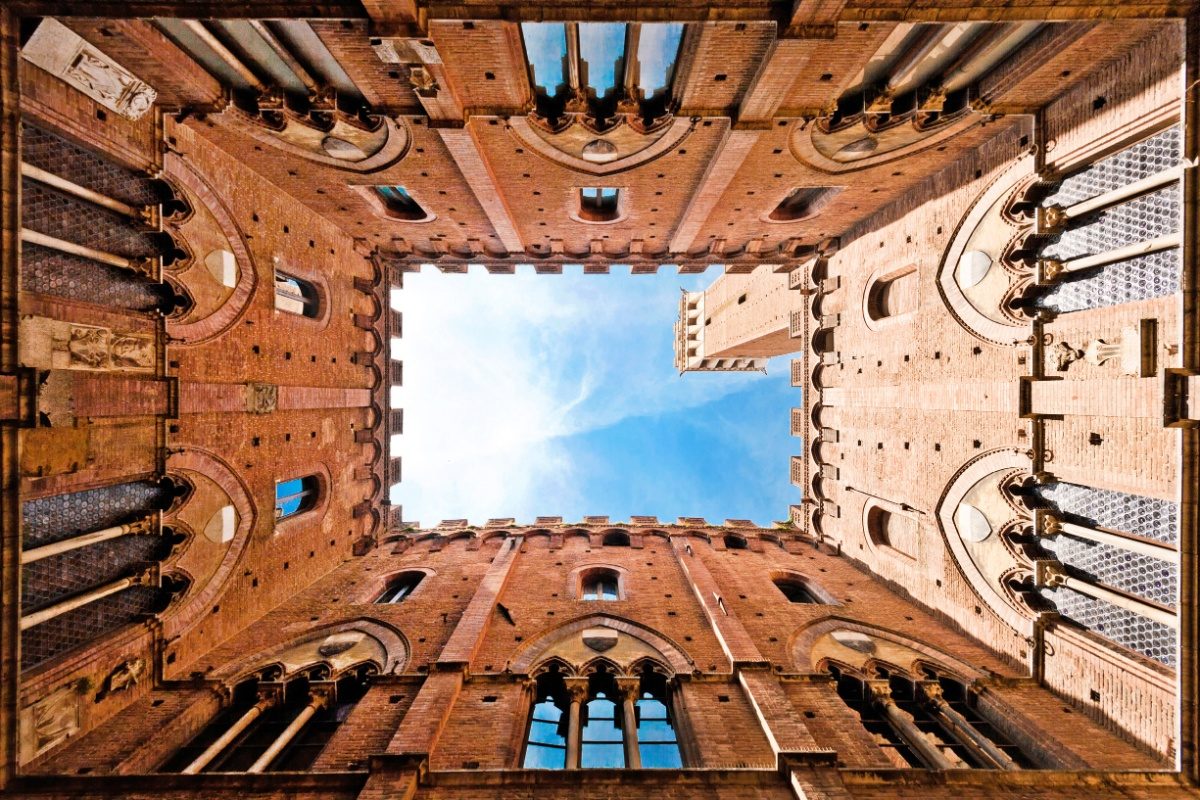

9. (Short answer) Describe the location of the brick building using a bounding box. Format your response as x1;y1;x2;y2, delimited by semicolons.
0;1;1197;798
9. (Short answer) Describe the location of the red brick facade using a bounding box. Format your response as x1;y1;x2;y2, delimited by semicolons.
0;1;1197;798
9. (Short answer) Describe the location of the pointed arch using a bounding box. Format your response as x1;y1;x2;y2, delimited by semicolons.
510;614;693;676
211;618;409;682
791;616;985;680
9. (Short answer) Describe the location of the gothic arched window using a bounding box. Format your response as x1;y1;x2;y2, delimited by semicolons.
162;669;371;773
635;672;682;768
523;671;569;769
374;185;430;221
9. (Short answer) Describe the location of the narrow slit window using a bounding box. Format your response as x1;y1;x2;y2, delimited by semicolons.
578;23;627;102
579;187;621;222
274;271;319;318
275;476;319;520
375;185;429;220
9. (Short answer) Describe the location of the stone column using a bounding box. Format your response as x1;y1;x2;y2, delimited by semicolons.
246;682;333;774
917;681;1016;770
21;515;157;564
866;679;954;770
616;677;642;770
19;569;155;630
181;683;283;774
564;678;589;769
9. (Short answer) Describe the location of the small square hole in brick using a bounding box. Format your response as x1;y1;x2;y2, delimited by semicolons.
482;696;498;703
717;695;730;703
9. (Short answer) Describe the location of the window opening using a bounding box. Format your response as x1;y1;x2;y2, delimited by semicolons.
275;476;319;520
636;673;682;768
581;679;624;768
374;185;429;220
582;570;620;601
769;187;840;222
274;271;319;318
523;671;568;769
775;578;820;604
377;572;425;604
579;187;621;222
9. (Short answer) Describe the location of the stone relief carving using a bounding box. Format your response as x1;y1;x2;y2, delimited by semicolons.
64;326;154;371
96;657;146;702
244;382;278;414
20;685;80;761
22;19;157;120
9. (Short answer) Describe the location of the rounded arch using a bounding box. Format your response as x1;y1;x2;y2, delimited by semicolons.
273;461;333;537
358;566;437;604
510;614;693;676
568;562;629;601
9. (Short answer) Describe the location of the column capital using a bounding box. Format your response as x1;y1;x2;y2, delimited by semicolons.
307;680;338;710
917;680;946;706
865;678;896;707
564;677;590;703
614;676;642;703
256;681;286;707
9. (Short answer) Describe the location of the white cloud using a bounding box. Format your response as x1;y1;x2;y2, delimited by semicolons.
388;267;771;525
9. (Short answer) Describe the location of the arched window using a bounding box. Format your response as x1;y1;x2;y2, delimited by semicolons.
865;265;918;323
581;568;620;601
635;671;682;768
723;534;748;550
581;681;624;768
274;271;320;318
579;187;621;222
275;476;319;521
829;666;1039;770
774;577;821;604
374;185;429;220
376;572;425;604
865;502;919;559
602;530;630;547
768;186;840;222
523;670;568;769
162;669;371;773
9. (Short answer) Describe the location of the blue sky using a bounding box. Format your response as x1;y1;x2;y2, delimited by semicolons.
389;267;800;527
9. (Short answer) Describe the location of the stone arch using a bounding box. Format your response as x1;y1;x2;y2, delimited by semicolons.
935;449;1036;635
508;116;694;176
214;618;408;681
792;616;984;680
510;614;693;676
162;152;258;345
160;448;256;641
790;112;982;174
936;151;1039;346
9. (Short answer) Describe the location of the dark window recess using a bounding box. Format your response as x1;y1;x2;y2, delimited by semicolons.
579;187;621;222
376;572;425;604
768;186;841;222
375;186;429;220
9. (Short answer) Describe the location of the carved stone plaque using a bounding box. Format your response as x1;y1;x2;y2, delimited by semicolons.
22;19;157;120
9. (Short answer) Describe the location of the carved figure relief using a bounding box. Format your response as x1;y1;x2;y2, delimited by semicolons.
96;657;146;701
21;19;157;120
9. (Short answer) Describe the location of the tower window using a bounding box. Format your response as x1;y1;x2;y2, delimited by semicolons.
774;578;821;604
768;186;841;222
866;266;919;322
376;571;425;604
723;534;748;550
274;271;319;318
275;476;319;520
374;186;429;220
580;690;624;767
579;187;621;222
581;568;620;601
